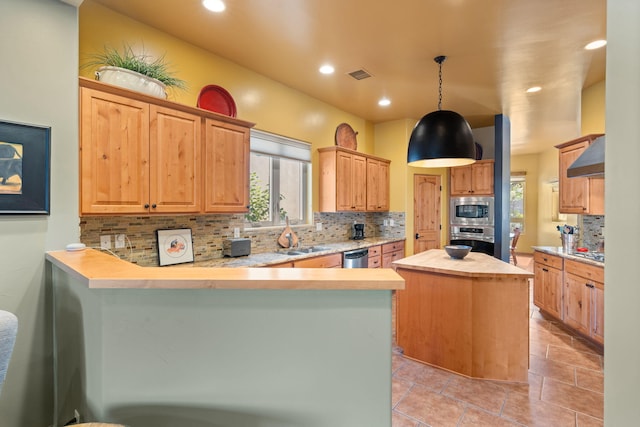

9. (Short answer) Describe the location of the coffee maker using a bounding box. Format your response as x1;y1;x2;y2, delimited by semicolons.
352;223;365;240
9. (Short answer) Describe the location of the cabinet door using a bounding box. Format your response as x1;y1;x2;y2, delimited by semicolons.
563;272;590;334
533;263;546;309
591;282;604;345
149;106;201;213
538;265;564;319
203;119;250;213
366;159;390;211
558;141;590;213
294;253;342;268
335;151;354;211
450;165;472;195
80;87;150;214
352;154;367;210
472;161;494;195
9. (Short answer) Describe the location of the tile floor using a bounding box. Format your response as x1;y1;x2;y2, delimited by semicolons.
391;254;604;427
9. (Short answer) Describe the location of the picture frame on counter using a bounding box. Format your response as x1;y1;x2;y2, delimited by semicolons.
0;119;51;214
156;228;194;266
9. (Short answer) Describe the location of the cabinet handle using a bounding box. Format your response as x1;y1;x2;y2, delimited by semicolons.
144;204;149;209
151;204;157;209
586;283;595;288
578;300;582;308
542;268;549;272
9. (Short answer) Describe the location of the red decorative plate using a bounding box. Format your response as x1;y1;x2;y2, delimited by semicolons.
197;85;237;117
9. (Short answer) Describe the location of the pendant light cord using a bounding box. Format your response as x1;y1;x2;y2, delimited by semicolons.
434;55;447;111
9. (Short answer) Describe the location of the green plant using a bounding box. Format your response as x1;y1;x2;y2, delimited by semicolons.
246;172;270;223
85;44;187;89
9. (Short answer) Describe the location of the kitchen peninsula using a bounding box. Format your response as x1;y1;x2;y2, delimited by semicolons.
46;249;404;427
392;249;533;382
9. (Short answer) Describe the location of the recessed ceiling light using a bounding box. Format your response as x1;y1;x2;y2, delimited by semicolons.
319;64;335;75
585;39;607;50
526;86;542;93
203;0;226;13
378;98;391;107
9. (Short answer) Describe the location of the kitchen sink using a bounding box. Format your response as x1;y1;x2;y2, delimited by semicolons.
284;246;331;256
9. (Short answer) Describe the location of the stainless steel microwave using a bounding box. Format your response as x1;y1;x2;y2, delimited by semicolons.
450;196;494;226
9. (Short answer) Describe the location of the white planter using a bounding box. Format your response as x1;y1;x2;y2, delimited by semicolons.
95;66;167;99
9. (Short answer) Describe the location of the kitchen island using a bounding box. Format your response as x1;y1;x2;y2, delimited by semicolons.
392;249;533;382
46;249;404;427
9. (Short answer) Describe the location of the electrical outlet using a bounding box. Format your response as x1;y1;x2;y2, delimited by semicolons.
115;234;126;249
383;219;389;226
316;222;322;231
233;227;240;238
100;235;111;249
389;219;395;227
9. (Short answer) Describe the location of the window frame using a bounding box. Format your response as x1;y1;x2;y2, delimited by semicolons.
510;172;526;233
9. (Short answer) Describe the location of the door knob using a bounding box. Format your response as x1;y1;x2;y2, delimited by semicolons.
415;233;420;239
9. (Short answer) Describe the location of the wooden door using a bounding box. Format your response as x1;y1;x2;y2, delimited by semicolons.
80;87;150;214
450;165;472;196
559;141;589;213
563;272;590;334
472;161;494;195
203;118;250;213
352;154;367;211
149;105;201;213
591;282;604;344
414;175;441;254
543;266;564;319
335;151;354;211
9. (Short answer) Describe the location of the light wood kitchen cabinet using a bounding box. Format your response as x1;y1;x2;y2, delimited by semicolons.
368;245;382;268
79;78;254;215
293;253;342;268
533;251;564;319
366;158;390;211
563;259;604;345
382;241;405;268
81;88;201;215
203;119;250;213
267;261;293;268
555;134;604;215
318;147;390;212
450;160;494;196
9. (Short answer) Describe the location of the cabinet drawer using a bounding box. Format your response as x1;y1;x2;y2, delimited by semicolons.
382;241;405;254
293;253;342;268
368;245;382;257
266;261;293;268
534;251;564;270
368;254;381;268
565;259;604;283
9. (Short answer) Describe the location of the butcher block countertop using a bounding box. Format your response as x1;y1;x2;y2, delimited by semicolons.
392;249;533;279
46;249;405;290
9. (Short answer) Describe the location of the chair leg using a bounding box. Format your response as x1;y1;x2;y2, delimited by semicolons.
511;250;518;266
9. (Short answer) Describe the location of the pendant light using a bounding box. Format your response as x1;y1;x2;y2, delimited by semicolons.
407;55;476;168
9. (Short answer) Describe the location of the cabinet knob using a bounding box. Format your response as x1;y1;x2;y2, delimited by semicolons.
578;300;582;308
144;204;149;209
151;204;157;209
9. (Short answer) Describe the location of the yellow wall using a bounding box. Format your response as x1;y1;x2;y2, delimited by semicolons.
581;80;606;134
79;1;375;213
373;119;449;255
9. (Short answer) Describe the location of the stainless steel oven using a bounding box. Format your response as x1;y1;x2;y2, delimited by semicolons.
450;225;495;256
450;196;494;226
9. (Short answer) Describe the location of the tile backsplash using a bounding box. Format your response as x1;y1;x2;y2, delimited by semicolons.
80;211;405;266
579;215;605;251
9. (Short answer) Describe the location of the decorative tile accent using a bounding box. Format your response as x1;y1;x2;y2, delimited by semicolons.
580;215;604;251
80;211;405;266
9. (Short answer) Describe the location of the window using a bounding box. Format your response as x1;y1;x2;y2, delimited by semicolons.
510;173;525;233
246;130;311;227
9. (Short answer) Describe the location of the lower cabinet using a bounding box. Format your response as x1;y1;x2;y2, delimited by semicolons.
382;241;405;268
293;253;342;268
368;245;382;268
533;251;604;346
563;259;604;345
533;252;564;319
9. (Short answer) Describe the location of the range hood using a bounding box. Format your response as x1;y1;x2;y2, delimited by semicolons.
567;135;605;178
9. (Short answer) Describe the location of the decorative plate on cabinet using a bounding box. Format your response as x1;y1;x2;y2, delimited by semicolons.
197;85;237;117
335;123;358;150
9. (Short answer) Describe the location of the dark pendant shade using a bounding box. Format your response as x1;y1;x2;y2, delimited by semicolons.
407;110;477;168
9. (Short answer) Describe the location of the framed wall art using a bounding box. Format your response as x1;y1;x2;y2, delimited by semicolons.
0;119;51;214
156;228;194;266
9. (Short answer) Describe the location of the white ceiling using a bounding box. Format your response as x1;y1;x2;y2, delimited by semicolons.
89;0;606;155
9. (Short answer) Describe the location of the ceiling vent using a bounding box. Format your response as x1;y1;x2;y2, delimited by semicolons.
348;69;373;80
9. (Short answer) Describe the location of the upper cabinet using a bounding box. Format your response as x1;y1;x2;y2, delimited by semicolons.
318;146;390;212
556;134;604;215
450;160;494;196
79;78;254;215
